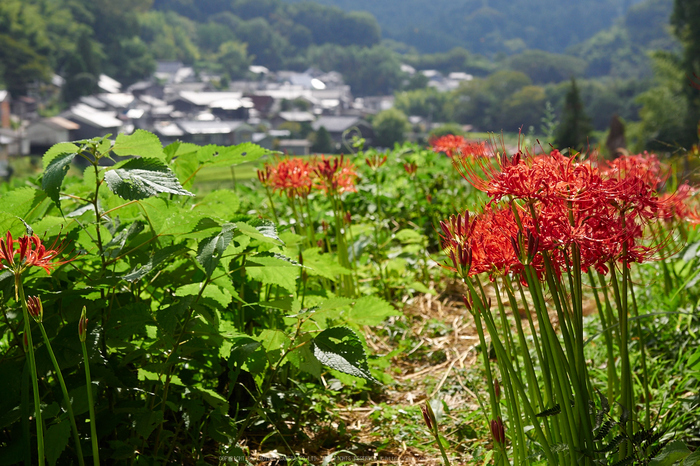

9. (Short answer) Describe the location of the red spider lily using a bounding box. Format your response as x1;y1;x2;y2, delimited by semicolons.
430;134;490;159
313;155;357;195
441;206;540;281
403;162;417;175
266;157;314;198
365;153;387;170
657;183;700;224
257;165;273;186
0;232;76;276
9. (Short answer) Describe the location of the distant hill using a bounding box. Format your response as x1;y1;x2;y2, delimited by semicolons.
281;0;645;55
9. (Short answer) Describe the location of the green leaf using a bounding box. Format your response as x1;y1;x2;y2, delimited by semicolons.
45;420;71;466
302;247;352;281
394;228;425;244
197;223;236;278
312;327;374;381
42;151;76;209
112;129;165;160
0;187;49;222
42;142;79;169
121;244;186;283
194;190;240;221
175;283;232;309
134;409;164;440
234;220;283;245
198;142;268;167
683;450;700;466
649;440;691;466
259;329;292;365
348;296;400;326
246;253;300;293
104;157;194;200
288;339;322;378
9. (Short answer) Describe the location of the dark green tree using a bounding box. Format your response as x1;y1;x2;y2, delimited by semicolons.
554;78;593;151
312;126;334;153
671;0;700;147
373;108;410;147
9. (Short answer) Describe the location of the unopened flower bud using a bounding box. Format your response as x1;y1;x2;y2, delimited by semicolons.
490;417;506;444
78;307;88;342
27;296;43;323
421;405;433;430
422;401;437;431
494;379;501;401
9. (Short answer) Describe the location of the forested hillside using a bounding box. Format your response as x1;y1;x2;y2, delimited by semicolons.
282;0;645;54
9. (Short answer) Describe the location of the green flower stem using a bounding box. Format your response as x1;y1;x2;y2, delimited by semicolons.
522;265;579;457
38;323;85;466
464;278;557;465
431;422;451;466
264;186;280;225
628;274;650;430
80;339;99;466
588;269;618;404
17;279;44;466
491;281;526;462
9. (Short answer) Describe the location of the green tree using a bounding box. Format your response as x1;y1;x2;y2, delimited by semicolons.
216;41;251;80
507;50;587;84
373;108;410;147
312;126;334;153
671;0;700;147
394;88;450;121
554;78;594;151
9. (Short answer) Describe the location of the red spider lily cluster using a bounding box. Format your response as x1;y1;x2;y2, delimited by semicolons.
430;134;491;159
258;155;357;197
0;232;75;276
441;147;699;281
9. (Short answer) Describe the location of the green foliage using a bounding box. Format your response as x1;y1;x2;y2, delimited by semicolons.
507;50;587;84
311;126;334;153
0;130;435;463
554;78;594;151
372;108;410;147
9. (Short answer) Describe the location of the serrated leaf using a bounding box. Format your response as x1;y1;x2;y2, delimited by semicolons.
0;187;49;222
42;152;76;209
45;420;71;466
121;244;186;282
175;283;232;309
42;142;79;169
302;247;352;281
246;254;300;293
197;223;236;278
134;409;164;440
288;339;322;378
194;190;240;221
104;157;194;200
199;142;268;167
682;450;700;466
234;220;283;245
348;295;400;326
649;440;691;466
312;327;374;381
112;130;165;160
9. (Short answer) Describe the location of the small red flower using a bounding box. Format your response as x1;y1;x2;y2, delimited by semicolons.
266;157;314;198
0;232;76;276
365;153;387;170
403;162;417;175
313;155;357;195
